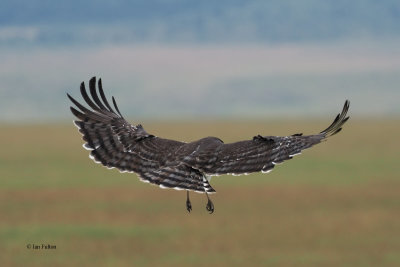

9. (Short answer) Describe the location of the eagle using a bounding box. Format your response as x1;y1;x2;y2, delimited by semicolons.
68;77;350;214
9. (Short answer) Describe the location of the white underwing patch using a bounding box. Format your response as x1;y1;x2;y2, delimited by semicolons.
261;169;273;174
88;154;101;164
83;143;94;150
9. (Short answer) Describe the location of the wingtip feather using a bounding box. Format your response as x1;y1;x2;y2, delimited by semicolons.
112;96;124;118
320;100;350;137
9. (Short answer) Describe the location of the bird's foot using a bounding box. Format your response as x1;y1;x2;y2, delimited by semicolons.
186;198;192;213
186;191;192;213
206;197;214;214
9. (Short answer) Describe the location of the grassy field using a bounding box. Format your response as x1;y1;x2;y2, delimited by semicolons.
0;119;399;266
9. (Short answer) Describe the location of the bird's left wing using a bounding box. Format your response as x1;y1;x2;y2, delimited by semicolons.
67;77;185;183
205;100;350;176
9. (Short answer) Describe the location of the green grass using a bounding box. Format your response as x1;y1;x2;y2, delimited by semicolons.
0;119;399;266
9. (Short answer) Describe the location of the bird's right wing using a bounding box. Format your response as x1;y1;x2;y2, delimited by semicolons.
67;77;185;183
206;100;350;176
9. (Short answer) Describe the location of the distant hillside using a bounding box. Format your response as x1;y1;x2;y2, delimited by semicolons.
1;44;399;122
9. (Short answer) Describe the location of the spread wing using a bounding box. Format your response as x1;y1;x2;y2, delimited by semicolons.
68;77;349;193
204;100;350;176
68;77;208;190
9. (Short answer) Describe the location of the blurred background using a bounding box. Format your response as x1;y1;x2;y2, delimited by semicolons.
0;1;399;266
1;0;400;121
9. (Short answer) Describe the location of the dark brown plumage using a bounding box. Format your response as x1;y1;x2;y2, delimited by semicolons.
68;77;350;213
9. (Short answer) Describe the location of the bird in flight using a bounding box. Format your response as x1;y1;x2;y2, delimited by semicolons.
68;77;350;214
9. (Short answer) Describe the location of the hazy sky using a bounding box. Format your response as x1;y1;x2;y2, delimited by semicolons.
0;1;399;122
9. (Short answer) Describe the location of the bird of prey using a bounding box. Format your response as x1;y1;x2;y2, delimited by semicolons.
68;77;350;214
